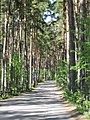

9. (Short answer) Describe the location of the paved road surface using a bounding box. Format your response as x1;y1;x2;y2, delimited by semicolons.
0;81;79;120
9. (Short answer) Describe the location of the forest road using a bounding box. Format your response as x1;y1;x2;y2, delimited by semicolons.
0;81;83;120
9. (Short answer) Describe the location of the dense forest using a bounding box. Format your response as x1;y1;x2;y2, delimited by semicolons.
0;0;90;116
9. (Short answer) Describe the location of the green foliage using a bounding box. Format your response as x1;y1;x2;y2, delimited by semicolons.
40;68;48;81
12;52;23;81
64;90;90;114
8;51;26;95
1;93;9;99
56;57;90;114
40;69;45;81
56;59;67;89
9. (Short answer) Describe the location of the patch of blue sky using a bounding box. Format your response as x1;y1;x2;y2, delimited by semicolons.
50;0;56;4
44;0;57;23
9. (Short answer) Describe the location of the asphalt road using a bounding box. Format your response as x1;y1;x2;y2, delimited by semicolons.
0;81;79;120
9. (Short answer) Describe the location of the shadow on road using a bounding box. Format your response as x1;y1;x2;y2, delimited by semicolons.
0;81;82;120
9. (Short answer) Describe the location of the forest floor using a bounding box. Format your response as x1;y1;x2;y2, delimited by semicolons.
0;80;86;120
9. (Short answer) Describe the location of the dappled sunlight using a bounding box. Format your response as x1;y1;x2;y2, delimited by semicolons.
0;81;82;120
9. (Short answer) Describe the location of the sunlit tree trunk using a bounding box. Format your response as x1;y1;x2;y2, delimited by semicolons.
66;0;76;92
37;52;41;82
66;0;71;91
29;28;32;88
1;1;10;92
79;0;86;89
24;0;29;90
44;56;46;81
62;0;66;61
74;0;80;87
0;0;2;90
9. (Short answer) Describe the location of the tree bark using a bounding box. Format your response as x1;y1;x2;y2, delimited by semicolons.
24;0;29;90
66;0;71;91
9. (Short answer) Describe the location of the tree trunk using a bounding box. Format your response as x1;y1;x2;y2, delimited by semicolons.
1;9;8;92
24;0;29;90
66;0;76;92
66;0;71;91
62;0;66;61
29;28;32;88
79;0;86;89
69;0;76;92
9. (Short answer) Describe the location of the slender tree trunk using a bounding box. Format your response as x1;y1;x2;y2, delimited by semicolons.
79;0;86;89
37;57;40;82
66;0;76;92
74;0;80;87
24;0;29;90
1;10;7;92
29;28;32;88
62;0;66;61
69;0;76;92
66;0;71;91
0;0;2;90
